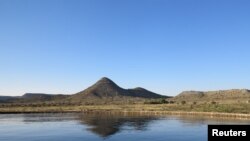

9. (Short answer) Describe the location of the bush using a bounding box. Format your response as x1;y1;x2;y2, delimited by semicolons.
211;101;217;105
181;101;186;105
160;99;169;104
144;99;169;104
169;101;175;104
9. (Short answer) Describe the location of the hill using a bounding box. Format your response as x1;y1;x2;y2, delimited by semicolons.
0;93;68;103
68;77;167;103
172;89;250;104
20;93;68;102
0;96;19;103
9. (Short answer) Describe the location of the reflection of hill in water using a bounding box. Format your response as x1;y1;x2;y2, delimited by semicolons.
19;113;250;138
78;113;157;138
175;115;250;126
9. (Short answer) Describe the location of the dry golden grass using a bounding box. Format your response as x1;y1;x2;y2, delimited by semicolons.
1;103;250;119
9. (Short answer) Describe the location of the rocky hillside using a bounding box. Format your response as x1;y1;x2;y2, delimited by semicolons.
68;77;167;102
173;89;250;103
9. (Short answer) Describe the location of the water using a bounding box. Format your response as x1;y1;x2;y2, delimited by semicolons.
0;113;249;141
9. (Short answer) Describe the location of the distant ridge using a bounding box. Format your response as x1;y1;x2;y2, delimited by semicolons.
173;89;250;102
0;96;18;103
0;93;68;103
21;93;68;102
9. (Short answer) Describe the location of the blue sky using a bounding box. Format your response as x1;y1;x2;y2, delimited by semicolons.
0;0;250;96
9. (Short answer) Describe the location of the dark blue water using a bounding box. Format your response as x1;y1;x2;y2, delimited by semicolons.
0;113;249;141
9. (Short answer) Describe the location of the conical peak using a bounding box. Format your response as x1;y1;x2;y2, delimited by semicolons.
96;77;116;84
133;87;145;90
100;77;111;81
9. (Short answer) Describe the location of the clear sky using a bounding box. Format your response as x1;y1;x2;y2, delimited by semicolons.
0;0;250;96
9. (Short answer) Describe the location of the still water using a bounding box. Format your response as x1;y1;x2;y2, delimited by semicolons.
0;113;249;141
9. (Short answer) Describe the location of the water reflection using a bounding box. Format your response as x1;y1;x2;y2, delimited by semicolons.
77;113;250;138
17;113;158;138
78;113;157;138
172;115;250;126
5;113;250;139
22;113;77;122
1;113;250;141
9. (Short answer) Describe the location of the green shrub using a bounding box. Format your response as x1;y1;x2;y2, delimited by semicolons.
144;99;169;104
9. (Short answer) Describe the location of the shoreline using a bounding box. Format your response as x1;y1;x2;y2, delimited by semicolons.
1;109;250;120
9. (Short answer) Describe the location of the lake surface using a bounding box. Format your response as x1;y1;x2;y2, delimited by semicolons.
0;113;249;141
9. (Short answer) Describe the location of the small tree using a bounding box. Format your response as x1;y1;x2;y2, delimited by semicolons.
169;101;175;104
160;98;168;104
181;101;186;105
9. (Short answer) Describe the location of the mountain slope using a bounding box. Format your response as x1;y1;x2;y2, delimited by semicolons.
128;87;165;98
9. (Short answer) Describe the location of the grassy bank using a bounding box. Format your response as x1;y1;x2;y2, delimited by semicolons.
1;103;250;119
